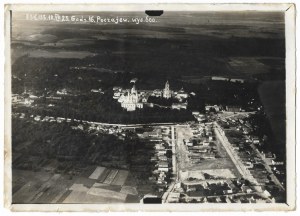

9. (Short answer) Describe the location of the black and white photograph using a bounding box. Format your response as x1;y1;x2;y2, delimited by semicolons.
4;3;296;211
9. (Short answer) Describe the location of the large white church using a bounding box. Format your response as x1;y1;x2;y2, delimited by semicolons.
119;85;144;111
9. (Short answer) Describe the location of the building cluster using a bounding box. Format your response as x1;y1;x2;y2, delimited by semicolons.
180;178;273;203
225;105;244;112
113;80;190;111
211;76;245;83
205;104;243;113
137;127;173;194
14;111;128;140
90;88;104;94
205;105;222;112
12;94;36;106
152;134;172;191
180;179;275;203
12;92;68;108
183;123;217;163
15;112;79;124
12;87;72;108
56;88;71;95
219;114;252;133
192;111;206;122
217;114;285;199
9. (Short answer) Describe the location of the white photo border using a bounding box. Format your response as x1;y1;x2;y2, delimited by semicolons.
4;3;296;212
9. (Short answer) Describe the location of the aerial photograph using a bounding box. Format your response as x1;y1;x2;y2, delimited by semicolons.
10;10;286;204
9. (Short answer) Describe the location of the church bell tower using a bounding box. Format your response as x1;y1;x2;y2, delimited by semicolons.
163;81;171;99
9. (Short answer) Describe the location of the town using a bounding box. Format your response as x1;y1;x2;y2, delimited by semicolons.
11;82;286;203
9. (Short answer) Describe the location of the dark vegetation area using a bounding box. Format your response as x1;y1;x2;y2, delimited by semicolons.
248;112;285;161
12;118;155;183
12;118;127;164
11;25;285;94
147;96;179;107
11;56;132;94
12;53;262;124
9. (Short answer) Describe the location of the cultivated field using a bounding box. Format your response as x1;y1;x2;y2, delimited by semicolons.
228;57;284;77
89;166;106;180
12;166;139;204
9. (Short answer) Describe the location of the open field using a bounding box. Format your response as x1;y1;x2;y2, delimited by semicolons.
103;169;119;184
89;166;106;180
176;127;238;175
62;190;126;204
12;172;74;204
60;182;128;203
88;186;127;200
180;168;236;180
228;57;270;75
12;167;139;204
120;186;138;195
111;170;129;186
29;50;96;59
188;158;238;171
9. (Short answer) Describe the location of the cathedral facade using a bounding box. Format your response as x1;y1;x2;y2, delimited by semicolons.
120;85;144;111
